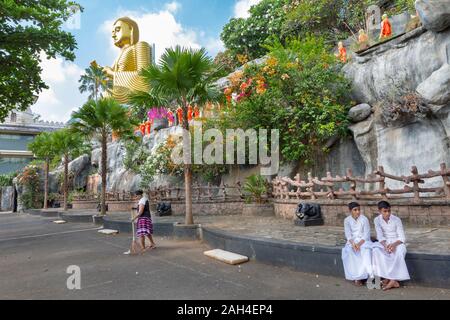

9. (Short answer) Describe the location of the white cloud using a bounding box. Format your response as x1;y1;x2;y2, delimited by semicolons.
31;53;86;123
205;38;225;57
100;6;203;63
234;0;262;18
165;1;181;13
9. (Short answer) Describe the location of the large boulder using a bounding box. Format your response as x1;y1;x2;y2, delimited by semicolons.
343;27;450;104
416;63;450;105
69;154;91;190
1;186;14;211
348;104;372;122
416;0;450;32
349;116;378;176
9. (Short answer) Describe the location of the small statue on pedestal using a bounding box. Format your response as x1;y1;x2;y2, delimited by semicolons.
295;203;324;227
358;29;370;51
336;42;347;63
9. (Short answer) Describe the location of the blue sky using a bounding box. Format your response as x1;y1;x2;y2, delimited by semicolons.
32;0;262;123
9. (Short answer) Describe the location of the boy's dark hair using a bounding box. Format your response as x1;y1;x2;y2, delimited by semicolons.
135;190;144;196
348;202;360;210
378;201;391;210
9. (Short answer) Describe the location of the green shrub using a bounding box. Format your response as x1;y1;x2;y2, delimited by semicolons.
243;174;268;203
218;36;352;165
0;172;17;187
16;165;43;209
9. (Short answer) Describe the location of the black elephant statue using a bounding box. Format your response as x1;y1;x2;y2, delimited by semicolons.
156;202;172;217
295;203;324;227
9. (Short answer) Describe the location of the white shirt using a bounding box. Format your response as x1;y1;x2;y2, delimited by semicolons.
344;214;371;244
374;214;406;244
138;196;149;207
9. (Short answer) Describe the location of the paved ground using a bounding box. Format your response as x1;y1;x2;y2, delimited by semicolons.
1;213;449;300
107;213;450;255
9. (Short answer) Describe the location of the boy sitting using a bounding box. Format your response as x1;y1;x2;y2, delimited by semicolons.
342;202;374;286
372;201;410;291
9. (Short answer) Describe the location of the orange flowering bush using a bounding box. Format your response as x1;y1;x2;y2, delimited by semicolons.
217;36;352;164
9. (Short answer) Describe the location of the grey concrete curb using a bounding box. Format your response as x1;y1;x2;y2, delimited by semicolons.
202;227;450;290
40;211;60;218
59;212;96;223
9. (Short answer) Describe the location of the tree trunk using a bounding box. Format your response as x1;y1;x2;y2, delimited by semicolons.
63;155;69;211
101;134;107;216
184;164;193;225
43;160;49;209
182;102;194;225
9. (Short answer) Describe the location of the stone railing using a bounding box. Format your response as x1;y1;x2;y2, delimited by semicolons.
272;163;450;202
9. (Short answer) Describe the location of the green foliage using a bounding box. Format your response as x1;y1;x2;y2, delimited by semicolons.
128;88;167;122
0;0;81;121
17;165;43;209
68;189;85;203
221;0;288;61
52;129;88;161
387;0;416;15
219;36;352;165
137;46;223;112
28;132;58;163
70;98;138;142
139;137;184;188
282;0;375;42
221;0;418;59
123;139;150;173
243;174;268;204
78;64;112;101
213;50;240;76
0;172;17;187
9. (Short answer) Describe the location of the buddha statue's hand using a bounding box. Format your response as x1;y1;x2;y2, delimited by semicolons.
102;66;114;78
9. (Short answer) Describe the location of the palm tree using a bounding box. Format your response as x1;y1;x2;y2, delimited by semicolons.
28;132;57;209
70;98;137;216
52;129;87;211
132;46;222;225
78;64;112;101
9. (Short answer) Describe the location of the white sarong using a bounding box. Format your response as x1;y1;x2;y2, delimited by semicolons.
342;242;374;280
341;214;374;280
372;214;410;281
372;242;410;281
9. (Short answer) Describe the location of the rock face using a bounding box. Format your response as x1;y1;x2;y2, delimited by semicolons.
88;126;185;193
1;187;14;211
348;104;372;122
344;26;450;189
417;63;450;105
343;27;450;104
416;0;450;32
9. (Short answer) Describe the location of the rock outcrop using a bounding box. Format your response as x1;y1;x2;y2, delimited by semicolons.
416;0;450;32
344;24;450;188
348;104;372;123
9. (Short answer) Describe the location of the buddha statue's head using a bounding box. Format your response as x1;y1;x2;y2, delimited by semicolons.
112;17;140;48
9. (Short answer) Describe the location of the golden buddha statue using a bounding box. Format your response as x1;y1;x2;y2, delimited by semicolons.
100;17;151;104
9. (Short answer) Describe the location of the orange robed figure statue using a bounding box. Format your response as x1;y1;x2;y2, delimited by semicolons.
167;110;175;126
336;42;347;63
187;105;193;122
139;123;146;136
176;107;183;126
145;120;152;135
379;14;392;40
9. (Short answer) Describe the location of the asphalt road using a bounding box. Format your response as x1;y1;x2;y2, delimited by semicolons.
1;213;449;300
